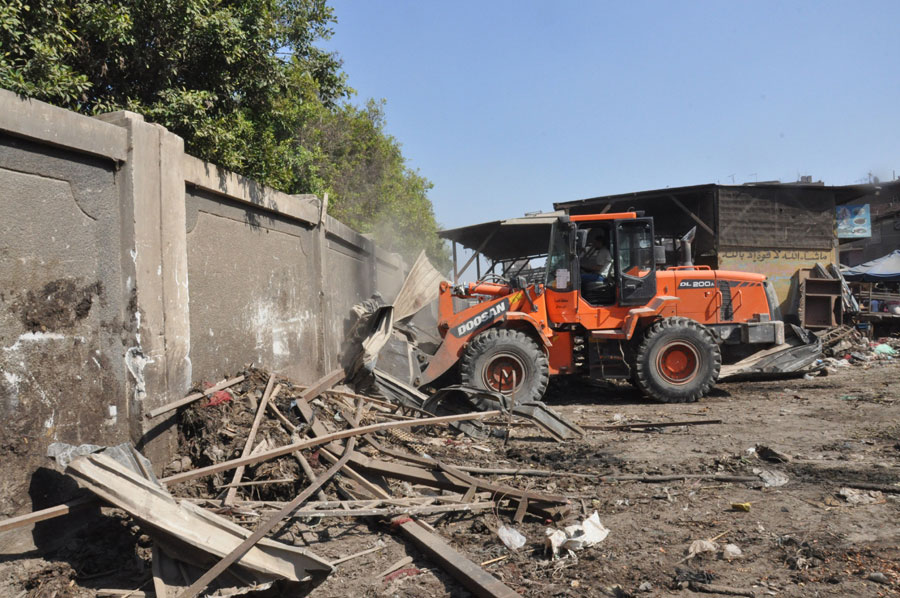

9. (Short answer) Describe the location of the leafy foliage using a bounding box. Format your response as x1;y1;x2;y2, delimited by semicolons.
297;100;447;264
0;0;448;266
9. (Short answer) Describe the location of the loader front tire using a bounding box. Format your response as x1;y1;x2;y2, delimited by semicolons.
633;317;721;403
460;328;549;402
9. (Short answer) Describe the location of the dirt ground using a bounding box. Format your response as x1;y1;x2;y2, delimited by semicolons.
1;360;898;598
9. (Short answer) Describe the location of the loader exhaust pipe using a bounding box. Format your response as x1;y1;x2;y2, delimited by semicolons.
678;226;697;268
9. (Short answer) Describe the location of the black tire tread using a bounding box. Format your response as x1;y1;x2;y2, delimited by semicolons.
633;317;721;403
459;328;549;402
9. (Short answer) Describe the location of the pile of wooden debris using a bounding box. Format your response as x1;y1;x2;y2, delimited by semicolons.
4;366;587;598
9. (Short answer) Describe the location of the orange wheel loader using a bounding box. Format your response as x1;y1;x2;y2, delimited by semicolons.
416;213;799;403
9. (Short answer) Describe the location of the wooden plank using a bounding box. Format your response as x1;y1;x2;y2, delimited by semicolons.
224;378;278;505
396;519;519;598
151;543;168;598
292;389;392;500
162;411;501;486
331;545;384;566
318;447;391;499
0;496;94;533
266;399;298;432
216;476;292;489
282;500;494;519
454;466;595;477
175;440;357;598
186;496;467;509
146;376;245;419
377;556;414;579
513;497;528;524
584;419;723;431
356;436;569;505
292;448;329;503
296;368;345;403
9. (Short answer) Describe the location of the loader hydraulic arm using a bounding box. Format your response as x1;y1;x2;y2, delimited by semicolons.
453;281;512;298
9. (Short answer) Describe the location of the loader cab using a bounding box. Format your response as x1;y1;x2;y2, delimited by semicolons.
544;214;658;314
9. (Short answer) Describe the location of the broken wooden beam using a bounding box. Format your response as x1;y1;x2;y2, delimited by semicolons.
296;368;345;403
583;418;723;431
277;500;494;519
480;418;723;431
377;555;414;579
453;466;597;478
162;411;500;486
353;436;569;505
0;495;94;534
186;495;475;509
176;439;357;598
224;378;279;505
602;473;760;483
688;581;756;597
394;518;520;598
330;545;385;566
146;375;245;419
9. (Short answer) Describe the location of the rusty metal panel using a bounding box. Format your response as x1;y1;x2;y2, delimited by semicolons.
717;186;835;250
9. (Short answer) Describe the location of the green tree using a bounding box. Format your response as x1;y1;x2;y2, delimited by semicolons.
297;100;448;267
0;0;449;266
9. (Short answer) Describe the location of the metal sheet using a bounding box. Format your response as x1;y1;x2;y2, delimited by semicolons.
438;212;562;261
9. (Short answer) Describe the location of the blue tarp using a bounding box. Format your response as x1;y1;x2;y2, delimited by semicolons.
843;249;900;282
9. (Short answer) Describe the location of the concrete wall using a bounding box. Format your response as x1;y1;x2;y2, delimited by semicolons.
0;90;407;531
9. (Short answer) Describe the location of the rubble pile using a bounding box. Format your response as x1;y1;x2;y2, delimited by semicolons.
817;326;900;372
6;367;634;598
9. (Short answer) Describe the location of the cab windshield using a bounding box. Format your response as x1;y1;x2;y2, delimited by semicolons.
544;221;572;290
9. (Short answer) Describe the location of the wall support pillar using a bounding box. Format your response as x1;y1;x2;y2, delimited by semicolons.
98;112;191;470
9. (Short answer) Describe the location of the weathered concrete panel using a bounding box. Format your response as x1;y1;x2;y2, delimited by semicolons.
0;135;132;519
322;233;375;368
0;91;408;533
186;190;320;382
0;89;127;162
183;155;319;225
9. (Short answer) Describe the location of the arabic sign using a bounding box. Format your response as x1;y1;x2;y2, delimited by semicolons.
837;204;871;239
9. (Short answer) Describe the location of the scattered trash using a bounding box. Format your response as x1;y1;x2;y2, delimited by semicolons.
873;343;897;356
730;502;751;512
674;566;715;583
838;487;884;505
777;535;824;570
686;539;719;559
867;571;891;585
753;467;789;487
497;525;526;550
721;543;743;561
545;511;609;557
206;389;233;406
756;444;792;463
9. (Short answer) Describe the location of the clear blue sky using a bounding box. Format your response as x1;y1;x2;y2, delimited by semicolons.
322;1;900;231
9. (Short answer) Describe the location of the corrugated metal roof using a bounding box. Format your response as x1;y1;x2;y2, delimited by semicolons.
438;211;563;261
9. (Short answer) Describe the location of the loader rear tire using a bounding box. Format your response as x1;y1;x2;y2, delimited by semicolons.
633;317;721;403
460;328;549;402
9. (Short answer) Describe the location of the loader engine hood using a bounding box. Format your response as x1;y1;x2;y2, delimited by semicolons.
655;268;772;325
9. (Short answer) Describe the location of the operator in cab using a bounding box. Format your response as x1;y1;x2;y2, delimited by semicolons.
580;228;613;283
